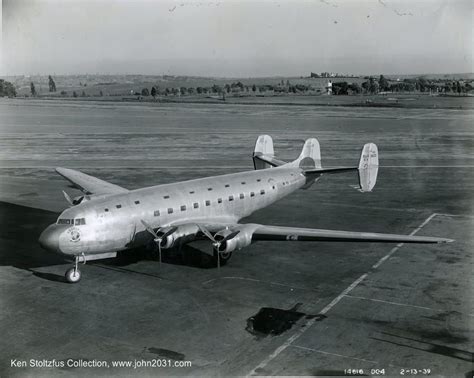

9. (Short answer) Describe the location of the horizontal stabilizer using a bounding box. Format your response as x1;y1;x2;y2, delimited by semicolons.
304;166;358;176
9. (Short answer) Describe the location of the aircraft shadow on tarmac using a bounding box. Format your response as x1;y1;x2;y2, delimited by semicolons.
371;331;473;362
0;201;67;269
0;201;220;283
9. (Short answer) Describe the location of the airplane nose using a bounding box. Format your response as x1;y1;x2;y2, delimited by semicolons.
39;224;61;252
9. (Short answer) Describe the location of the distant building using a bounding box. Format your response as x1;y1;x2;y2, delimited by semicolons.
326;80;332;95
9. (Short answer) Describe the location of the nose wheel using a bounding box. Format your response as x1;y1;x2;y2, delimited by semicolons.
65;255;84;283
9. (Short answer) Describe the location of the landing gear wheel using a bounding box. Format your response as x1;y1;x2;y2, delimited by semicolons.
65;267;81;283
213;250;232;266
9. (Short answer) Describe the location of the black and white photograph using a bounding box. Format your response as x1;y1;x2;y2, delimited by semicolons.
0;0;472;377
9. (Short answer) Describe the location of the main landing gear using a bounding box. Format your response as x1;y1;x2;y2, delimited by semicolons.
65;255;85;283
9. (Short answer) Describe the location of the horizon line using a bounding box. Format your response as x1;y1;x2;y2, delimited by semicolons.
1;72;473;79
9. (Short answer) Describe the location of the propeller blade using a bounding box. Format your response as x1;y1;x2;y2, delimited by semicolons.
197;224;217;243
62;190;74;206
158;237;162;268
140;219;159;239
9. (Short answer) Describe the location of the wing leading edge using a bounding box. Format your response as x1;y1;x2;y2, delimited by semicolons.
56;167;129;196
250;224;452;244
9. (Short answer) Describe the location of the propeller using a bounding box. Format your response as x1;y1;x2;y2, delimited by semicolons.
62;190;74;206
141;219;177;268
197;224;240;269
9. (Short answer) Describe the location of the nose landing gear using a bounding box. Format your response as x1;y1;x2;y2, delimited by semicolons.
65;255;84;283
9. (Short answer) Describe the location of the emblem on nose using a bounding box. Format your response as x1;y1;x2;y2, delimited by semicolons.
67;227;81;242
38;224;61;252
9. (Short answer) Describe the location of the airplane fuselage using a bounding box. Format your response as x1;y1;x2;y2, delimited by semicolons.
40;166;309;256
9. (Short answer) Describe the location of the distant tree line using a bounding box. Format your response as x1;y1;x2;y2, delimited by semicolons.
130;76;472;99
24;74;473;99
136;80;323;98
331;75;472;95
0;79;16;97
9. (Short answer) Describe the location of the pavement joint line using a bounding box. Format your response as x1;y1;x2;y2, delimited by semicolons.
372;212;437;269
343;294;446;312
290;345;378;364
245;212;440;377
435;213;474;219
381;165;474;168
201;276;321;292
245;273;367;377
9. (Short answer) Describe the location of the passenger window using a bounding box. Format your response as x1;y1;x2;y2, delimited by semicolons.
181;205;186;211
154;210;160;216
260;189;265;195
257;179;261;182
229;195;234;201
189;191;195;194
104;208;109;212
205;200;211;206
193;202;199;209
168;208;173;214
250;192;255;197
272;185;276;189
116;204;122;209
241;182;246;185
225;184;230;188
239;193;244;199
134;200;140;205
217;198;222;204
164;195;170;199
208;188;213;191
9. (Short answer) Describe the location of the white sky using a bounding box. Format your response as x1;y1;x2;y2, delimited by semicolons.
1;0;472;76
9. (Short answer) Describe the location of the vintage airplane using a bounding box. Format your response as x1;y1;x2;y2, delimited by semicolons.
39;135;452;283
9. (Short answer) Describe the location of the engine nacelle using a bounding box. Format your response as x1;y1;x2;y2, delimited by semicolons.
214;225;255;253
159;224;199;249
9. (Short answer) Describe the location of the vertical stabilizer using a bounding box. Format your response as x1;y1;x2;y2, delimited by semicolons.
290;138;322;169
358;143;379;192
253;135;275;170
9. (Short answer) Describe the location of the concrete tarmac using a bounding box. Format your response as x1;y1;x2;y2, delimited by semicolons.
0;99;472;377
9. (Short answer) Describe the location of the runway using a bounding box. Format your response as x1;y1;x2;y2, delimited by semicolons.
0;99;472;376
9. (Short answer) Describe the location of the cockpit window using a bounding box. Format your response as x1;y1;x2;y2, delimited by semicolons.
57;218;86;225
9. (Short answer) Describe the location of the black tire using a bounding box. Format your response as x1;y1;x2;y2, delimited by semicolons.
65;268;81;283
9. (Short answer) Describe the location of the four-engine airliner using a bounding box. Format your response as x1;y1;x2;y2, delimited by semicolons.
39;135;452;283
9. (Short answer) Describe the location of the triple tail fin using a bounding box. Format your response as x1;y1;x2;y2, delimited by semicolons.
253;135;378;192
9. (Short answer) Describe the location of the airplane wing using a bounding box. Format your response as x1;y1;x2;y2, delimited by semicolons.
250;224;452;244
55;167;129;196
